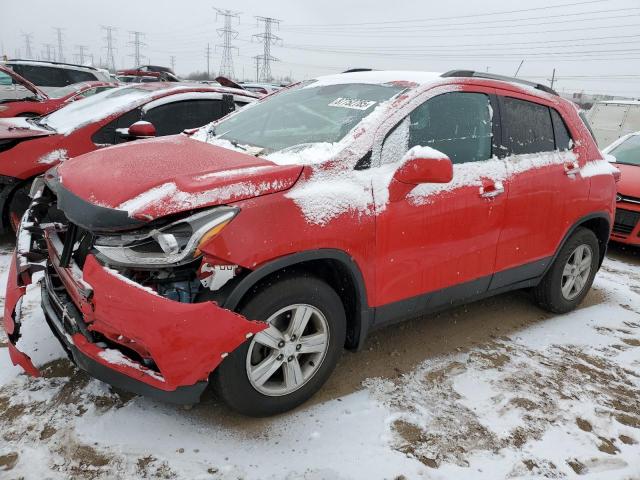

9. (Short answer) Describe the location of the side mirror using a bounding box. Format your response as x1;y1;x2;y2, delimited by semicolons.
389;148;453;202
117;121;156;140
394;148;453;185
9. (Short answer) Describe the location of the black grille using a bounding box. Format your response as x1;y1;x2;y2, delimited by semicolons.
619;194;640;205
613;209;640;235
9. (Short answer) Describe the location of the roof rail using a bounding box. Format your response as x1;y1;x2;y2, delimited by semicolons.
441;70;558;96
342;68;374;73
7;59;100;71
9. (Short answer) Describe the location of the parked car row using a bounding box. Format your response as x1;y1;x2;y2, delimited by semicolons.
0;68;624;417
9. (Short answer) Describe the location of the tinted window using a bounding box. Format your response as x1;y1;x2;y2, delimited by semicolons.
67;70;97;83
143;100;224;136
408;92;492;164
501;97;554;155
91;108;141;145
550;109;573;151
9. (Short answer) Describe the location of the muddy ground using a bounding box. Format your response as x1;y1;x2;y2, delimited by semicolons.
0;242;639;479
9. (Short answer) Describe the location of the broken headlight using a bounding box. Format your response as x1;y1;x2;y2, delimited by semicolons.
93;206;238;267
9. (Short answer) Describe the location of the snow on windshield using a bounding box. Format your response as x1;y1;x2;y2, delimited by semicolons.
41;86;152;134
193;82;404;162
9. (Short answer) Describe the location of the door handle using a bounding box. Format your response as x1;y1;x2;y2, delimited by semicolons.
564;161;580;176
479;182;505;198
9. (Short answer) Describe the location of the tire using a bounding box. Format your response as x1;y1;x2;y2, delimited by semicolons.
533;227;599;314
213;275;346;417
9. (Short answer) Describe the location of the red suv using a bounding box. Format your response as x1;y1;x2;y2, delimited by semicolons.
4;70;617;416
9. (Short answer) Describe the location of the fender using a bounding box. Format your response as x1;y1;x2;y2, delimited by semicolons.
544;211;611;275
222;249;373;350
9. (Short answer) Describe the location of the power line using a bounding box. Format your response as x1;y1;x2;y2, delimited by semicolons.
54;27;65;62
102;26;117;72
253;16;281;82
283;0;605;27
128;31;146;66
215;8;240;79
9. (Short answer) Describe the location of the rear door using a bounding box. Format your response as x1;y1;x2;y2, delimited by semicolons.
491;92;589;288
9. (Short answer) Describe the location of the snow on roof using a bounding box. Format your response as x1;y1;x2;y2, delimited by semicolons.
597;100;640;106
42;83;251;135
307;71;443;88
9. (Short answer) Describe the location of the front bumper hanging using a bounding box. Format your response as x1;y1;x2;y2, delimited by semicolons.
3;183;266;404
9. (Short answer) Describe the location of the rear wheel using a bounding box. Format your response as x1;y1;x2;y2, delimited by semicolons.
214;275;346;417
533;228;599;313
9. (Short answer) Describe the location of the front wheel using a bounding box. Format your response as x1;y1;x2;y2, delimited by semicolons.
213;275;346;417
533;227;599;313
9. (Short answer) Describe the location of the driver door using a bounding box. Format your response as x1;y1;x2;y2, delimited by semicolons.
374;87;508;324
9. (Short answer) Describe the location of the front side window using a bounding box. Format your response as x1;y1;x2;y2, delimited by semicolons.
501;97;555;155
408;92;493;164
610;135;640;166
209;83;403;153
144;100;224;136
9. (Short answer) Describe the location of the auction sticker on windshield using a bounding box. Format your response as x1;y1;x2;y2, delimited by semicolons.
328;97;377;110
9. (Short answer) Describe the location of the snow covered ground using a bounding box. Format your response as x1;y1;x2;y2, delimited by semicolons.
0;239;639;480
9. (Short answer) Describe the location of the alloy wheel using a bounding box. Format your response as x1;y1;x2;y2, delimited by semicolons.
561;244;593;301
245;304;330;396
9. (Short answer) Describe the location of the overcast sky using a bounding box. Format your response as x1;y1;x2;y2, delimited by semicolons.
2;0;639;97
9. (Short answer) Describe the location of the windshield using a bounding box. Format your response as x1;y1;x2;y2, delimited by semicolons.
610;134;640;166
41;86;152;133
207;82;403;153
47;84;83;98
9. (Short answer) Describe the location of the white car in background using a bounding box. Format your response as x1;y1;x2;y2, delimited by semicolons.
2;59;112;94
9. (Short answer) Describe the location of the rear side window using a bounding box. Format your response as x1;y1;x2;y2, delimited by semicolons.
501;97;554;155
9;64;96;87
550;109;573;151
143;100;225;136
408;92;493;164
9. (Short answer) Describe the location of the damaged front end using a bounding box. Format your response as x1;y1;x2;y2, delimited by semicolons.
3;174;266;404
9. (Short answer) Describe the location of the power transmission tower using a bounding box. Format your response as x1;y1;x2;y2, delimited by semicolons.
205;43;212;79
42;43;56;61
75;45;89;64
214;8;240;79
102;26;117;72
169;55;176;72
252;55;260;82
22;33;34;59
253;16;281;82
549;68;556;89
128;31;146;67
53;27;65;62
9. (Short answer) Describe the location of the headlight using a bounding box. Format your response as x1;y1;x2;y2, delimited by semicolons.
93;206;238;267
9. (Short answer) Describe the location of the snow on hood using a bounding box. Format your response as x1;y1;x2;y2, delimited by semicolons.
56;135;303;221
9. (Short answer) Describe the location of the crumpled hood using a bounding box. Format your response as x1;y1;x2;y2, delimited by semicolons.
615;163;640;198
0;117;55;140
57;135;303;221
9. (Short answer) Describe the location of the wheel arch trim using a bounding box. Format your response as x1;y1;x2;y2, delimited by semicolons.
221;249;373;350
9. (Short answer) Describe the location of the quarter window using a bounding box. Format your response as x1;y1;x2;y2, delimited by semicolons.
550;109;573;151
408;92;493;164
501;97;555;155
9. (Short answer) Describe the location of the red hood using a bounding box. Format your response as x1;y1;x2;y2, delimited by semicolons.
0;117;55;140
57;135;303;220
616;162;640;197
